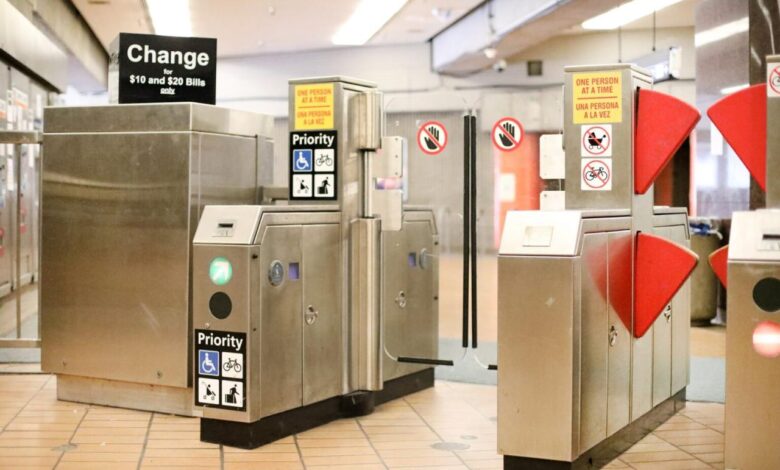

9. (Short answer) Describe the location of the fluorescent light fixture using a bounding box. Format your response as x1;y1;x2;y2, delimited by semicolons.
695;17;749;47
483;47;497;59
147;0;192;37
720;83;749;95
582;0;684;30
332;0;408;45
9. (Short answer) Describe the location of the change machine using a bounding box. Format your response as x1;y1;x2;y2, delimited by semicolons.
192;77;439;448
41;103;273;415
497;64;700;468
706;55;780;470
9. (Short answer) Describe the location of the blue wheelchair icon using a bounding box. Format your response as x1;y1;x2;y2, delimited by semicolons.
198;350;219;376
293;149;313;172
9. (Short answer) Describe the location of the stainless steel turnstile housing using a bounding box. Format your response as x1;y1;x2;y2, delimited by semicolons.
41;104;273;415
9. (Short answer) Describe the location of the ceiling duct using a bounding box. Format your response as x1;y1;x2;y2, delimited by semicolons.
431;0;620;76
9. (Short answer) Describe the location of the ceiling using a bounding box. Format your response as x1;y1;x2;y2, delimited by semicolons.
563;0;697;34
72;0;482;56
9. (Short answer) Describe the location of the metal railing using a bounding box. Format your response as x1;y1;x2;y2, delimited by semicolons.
0;130;41;349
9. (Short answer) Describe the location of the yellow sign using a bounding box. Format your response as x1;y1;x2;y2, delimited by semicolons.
573;71;622;124
294;83;334;130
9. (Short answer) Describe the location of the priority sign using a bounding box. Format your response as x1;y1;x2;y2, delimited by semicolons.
581;158;612;191
492;117;524;151
417;121;448;155
581;125;611;157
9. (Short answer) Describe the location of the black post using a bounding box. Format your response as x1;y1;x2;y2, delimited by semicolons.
462;114;471;348
470;114;478;348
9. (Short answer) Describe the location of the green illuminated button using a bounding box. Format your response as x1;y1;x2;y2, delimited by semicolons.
209;257;233;286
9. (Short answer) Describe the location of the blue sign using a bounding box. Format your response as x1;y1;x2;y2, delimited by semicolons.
198;350;220;376
293;149;313;172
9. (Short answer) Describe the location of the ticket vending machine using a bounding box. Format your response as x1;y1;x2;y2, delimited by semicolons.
497;64;700;468
706;55;780;470
192;77;440;448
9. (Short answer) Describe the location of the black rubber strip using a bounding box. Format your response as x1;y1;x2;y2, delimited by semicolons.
397;356;454;366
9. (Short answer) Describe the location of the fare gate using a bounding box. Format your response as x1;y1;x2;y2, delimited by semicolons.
192;77;442;448
707;54;780;470
497;64;700;469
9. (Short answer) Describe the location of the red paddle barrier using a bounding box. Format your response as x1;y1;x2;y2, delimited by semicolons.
634;232;699;338
709;245;729;288
707;84;767;190
634;89;701;194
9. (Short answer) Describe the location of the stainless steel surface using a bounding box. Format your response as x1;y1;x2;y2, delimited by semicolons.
725;210;780;470
351;218;382;391
302;224;342;404
0;130;41;144
350;91;383;151
57;375;193;416
498;255;579;461
382;210;439;382
580;232;608;452
41;105;271;404
370;136;405;231
43;103;273;137
607;230;631;436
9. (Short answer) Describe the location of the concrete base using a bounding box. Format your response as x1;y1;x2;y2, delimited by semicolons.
57;374;195;416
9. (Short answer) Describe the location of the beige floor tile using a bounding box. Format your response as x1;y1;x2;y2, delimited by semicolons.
57;462;138;470
297;438;371;448
303;453;383;466
628;461;712;469
143;448;220;458
383;455;463;467
299;446;378;457
141;456;222;466
64;444;143;453
603;459;630;469
623;441;679;453
466;460;503;469
308;465;386;470
224;462;303;470
695;452;724;464
678;444;724;454
0;455;60;467
620;450;699;463
60;452;140;462
144;439;219;449
223;452;301;462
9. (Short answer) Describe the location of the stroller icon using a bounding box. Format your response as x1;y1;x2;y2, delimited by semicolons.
587;131;606;151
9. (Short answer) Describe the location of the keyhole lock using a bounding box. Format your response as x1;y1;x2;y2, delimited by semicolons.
395;291;407;309
664;304;672;322
305;305;318;325
609;326;618;347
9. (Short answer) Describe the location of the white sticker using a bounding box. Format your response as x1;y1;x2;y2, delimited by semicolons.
198;377;219;405
221;352;243;379
314;148;335;172
292;174;313;198
7;157;13;192
768;64;780;97
581;125;612;157
221;380;243;408
581;158;612;191
314;174;335;198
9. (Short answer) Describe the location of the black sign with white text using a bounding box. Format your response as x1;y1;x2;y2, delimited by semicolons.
289;130;338;201
111;33;216;104
195;329;246;411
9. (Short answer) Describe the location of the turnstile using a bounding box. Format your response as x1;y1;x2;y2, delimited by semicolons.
706;54;780;470
498;64;700;468
40;103;273;415
191;77;440;448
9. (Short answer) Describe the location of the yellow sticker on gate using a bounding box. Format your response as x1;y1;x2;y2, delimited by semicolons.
294;83;334;130
572;71;622;124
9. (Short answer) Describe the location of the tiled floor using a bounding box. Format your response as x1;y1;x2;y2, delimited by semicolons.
0;374;725;470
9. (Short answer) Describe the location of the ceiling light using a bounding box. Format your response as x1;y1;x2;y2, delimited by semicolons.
332;0;408;46
720;83;749;95
431;7;452;22
695;17;749;47
483;47;497;59
146;0;192;37
582;0;684;30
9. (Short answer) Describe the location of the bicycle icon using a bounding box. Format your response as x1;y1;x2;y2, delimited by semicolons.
223;357;242;373
584;166;608;181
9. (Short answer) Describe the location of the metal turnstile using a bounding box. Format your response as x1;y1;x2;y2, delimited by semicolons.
706;54;780;470
40;103;273;415
498;64;700;469
191;77;440;448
